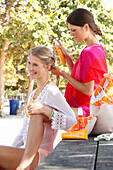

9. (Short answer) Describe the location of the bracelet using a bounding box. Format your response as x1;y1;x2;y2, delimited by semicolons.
49;109;54;120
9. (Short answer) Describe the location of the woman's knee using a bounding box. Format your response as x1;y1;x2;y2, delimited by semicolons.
30;114;44;122
30;114;48;124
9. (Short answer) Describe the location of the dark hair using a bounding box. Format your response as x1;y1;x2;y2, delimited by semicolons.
67;8;102;36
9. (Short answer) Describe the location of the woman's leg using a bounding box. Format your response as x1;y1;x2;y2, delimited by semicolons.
0;146;24;169
0;146;39;170
17;114;48;169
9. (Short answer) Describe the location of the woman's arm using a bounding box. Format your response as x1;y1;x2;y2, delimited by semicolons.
61;70;94;96
51;66;94;96
28;84;76;130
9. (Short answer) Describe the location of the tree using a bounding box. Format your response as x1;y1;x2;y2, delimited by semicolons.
0;0;113;116
0;0;15;116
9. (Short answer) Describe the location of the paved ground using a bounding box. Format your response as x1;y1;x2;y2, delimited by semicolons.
0;106;63;148
0;115;24;146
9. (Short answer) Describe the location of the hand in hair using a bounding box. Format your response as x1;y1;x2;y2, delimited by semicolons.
51;66;63;76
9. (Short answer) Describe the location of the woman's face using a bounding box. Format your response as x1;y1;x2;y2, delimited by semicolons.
67;23;88;43
27;54;48;80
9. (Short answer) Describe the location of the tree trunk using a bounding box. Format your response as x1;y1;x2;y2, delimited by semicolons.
0;38;10;116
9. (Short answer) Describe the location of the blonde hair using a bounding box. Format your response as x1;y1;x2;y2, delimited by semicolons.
29;46;55;70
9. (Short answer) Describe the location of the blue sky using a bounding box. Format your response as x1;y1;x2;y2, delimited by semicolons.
103;0;113;9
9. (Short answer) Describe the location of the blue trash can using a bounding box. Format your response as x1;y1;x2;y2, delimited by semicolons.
10;100;19;115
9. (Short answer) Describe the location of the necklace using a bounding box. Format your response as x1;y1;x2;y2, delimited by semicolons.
33;79;50;100
25;78;50;117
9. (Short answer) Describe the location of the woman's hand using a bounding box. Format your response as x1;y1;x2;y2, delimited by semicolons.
27;101;54;118
55;40;74;73
51;66;68;80
51;66;63;76
55;40;70;60
27;101;44;115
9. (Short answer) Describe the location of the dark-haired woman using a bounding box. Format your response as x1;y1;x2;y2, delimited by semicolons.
52;8;108;117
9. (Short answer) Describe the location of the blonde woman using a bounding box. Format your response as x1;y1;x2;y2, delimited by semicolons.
0;46;76;169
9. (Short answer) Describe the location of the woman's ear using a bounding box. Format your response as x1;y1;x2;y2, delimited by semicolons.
45;64;51;71
84;23;89;31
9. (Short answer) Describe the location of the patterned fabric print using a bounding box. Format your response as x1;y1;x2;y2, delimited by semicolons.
51;110;67;130
90;73;113;109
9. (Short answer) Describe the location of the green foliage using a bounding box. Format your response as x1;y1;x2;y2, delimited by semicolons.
0;0;113;93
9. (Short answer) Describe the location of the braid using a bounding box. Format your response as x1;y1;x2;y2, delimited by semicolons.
91;24;102;36
49;53;56;71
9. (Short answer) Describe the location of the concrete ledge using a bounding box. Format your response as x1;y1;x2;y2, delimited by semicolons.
37;136;97;169
37;136;113;170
